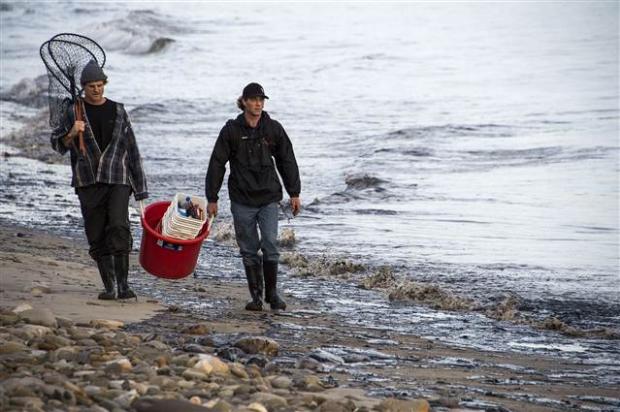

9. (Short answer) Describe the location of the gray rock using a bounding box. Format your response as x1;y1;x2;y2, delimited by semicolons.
18;308;58;328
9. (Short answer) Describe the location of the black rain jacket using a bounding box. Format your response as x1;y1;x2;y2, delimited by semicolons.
205;112;300;207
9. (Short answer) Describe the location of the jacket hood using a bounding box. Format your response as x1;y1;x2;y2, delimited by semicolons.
234;111;271;128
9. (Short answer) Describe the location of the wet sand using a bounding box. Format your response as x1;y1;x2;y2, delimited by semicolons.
1;224;619;411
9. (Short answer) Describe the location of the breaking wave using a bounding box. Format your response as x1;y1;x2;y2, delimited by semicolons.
0;75;48;108
85;10;179;55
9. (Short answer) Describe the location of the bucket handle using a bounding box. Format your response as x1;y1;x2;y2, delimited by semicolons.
139;200;145;219
206;215;215;233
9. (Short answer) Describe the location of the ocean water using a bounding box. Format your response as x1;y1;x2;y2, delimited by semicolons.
1;2;618;361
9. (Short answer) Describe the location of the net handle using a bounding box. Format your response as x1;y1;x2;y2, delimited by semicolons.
74;98;86;155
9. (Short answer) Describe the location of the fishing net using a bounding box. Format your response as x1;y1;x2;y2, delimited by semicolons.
40;33;106;129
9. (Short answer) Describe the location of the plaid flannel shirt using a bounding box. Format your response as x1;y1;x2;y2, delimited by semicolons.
50;101;148;200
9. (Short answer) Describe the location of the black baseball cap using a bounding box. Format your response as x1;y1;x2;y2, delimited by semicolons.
242;82;269;99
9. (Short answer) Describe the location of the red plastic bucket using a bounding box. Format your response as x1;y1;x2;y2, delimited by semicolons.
139;201;210;279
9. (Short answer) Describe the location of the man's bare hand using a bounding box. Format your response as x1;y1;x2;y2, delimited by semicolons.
63;120;85;146
207;202;218;218
290;197;301;216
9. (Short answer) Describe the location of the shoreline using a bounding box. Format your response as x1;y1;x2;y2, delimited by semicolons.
2;222;620;411
1;111;619;410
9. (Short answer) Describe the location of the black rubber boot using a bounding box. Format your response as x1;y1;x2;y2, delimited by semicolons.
96;255;116;300
264;261;286;310
244;264;263;311
115;254;137;300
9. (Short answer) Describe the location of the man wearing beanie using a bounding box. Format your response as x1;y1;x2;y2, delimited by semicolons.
205;83;301;311
50;59;148;300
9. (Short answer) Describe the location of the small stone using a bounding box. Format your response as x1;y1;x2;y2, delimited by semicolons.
9;396;44;409
177;379;195;389
133;398;210;412
310;349;345;365
296;356;324;371
246;355;268;368
18;307;58;328
56;316;74;328
234;384;254;396
30;285;52;296
251;392;289;409
205;399;233;412
216;346;245;362
12;302;33;313
90;319;124;330
36;334;73;350
234;336;279;356
190;396;202;405
51;346;79;362
230;362;249;379
181;323;210;335
270;375;292;389
319;400;355;412
375;398;430;412
0;341;29;353
183;343;208;353
0;313;19;325
13;324;53;340
114;389;138;409
193;354;230;375
105;358;132;374
145;340;170;351
182;368;209;381
247;402;269;412
84;385;102;396
129;381;149;395
300;375;325;392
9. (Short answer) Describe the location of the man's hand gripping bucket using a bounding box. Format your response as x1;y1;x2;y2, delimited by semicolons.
139;201;214;279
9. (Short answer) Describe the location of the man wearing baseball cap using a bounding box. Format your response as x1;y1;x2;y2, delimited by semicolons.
205;83;301;311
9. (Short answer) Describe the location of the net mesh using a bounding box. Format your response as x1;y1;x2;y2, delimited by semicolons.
40;33;106;129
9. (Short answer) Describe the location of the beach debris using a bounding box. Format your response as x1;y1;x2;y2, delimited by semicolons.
280;252;365;278
486;295;521;321
214;222;236;246
278;227;296;248
387;281;474;311
360;266;397;289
